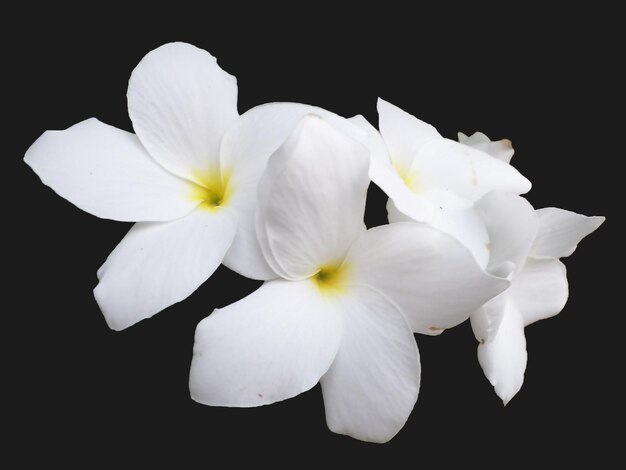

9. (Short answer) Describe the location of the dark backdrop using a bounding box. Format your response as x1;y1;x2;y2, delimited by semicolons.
8;6;620;466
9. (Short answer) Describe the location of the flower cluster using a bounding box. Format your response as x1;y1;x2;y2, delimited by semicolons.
25;43;604;443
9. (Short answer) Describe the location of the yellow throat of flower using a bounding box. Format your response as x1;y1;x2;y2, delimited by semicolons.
393;160;421;193
188;166;233;212
312;262;350;296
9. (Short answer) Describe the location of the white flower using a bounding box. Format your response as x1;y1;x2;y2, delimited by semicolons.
20;44;292;329
189;115;508;443
350;99;531;269
470;191;604;404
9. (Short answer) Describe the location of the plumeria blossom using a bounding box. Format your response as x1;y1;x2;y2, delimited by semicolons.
350;99;531;270
471;191;604;404
189;115;508;443
25;42;264;330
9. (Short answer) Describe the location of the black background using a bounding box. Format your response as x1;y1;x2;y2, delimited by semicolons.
8;6;620;466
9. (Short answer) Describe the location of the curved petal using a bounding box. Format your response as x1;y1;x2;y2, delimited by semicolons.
344;223;509;335
409;138;531;201
220;102;365;280
509;258;569;326
128;42;238;181
94;208;236;330
387;199;413;223
476;191;538;277
477;300;527;405
221;200;276;280
457;131;489;148
24;119;197;222
458;131;515;164
470;292;508;344
189;280;343;407
256;115;369;280
377;98;441;176
425;189;491;268
321;285;419;443
530;208;605;259
350;114;434;222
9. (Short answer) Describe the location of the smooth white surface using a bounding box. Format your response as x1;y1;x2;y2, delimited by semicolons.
220;102;364;280
531;208;605;259
95;208;236;330
345;223;509;335
128;42;238;181
24;119;196;222
321;285;420;443
189;280;343;407
256;116;369;279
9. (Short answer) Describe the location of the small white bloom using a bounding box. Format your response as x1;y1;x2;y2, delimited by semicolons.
351;99;531;269
189;116;508;443
471;192;604;404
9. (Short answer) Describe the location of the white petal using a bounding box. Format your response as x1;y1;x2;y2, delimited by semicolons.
321;285;419;443
476;192;538;277
470;292;508;343
350;114;434;222
530;208;605;259
387;199;413;223
220;102;365;280
425;189;491;268
377;98;441;176
477;300;527;405
348;114;390;167
128;42;238;181
509;258;569;326
189;280;343;407
344;223;509;335
24;119;196;222
221;199;276;280
94;208;236;330
256;115;369;279
410;138;531;201
458;131;515;164
457;131;490;147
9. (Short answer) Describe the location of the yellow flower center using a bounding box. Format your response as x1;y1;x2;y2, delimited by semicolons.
188;166;233;212
393;160;421;194
312;262;350;296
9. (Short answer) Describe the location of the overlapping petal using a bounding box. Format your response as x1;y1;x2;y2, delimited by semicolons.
350;115;434;222
458;131;515;164
509;258;569;326
128;42;238;181
377;98;441;176
408;138;531;201
256;116;369;279
94;208;236;330
220;102;365;280
471;291;509;344
189;280;343;407
344;223;509;335
530;208;605;259
477;301;527;405
476;191;538;277
24;119;196;222
321;285;419;443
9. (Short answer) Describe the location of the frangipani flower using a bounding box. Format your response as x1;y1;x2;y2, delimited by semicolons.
189;115;508;442
25;42;270;330
471;192;604;403
351;99;531;269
